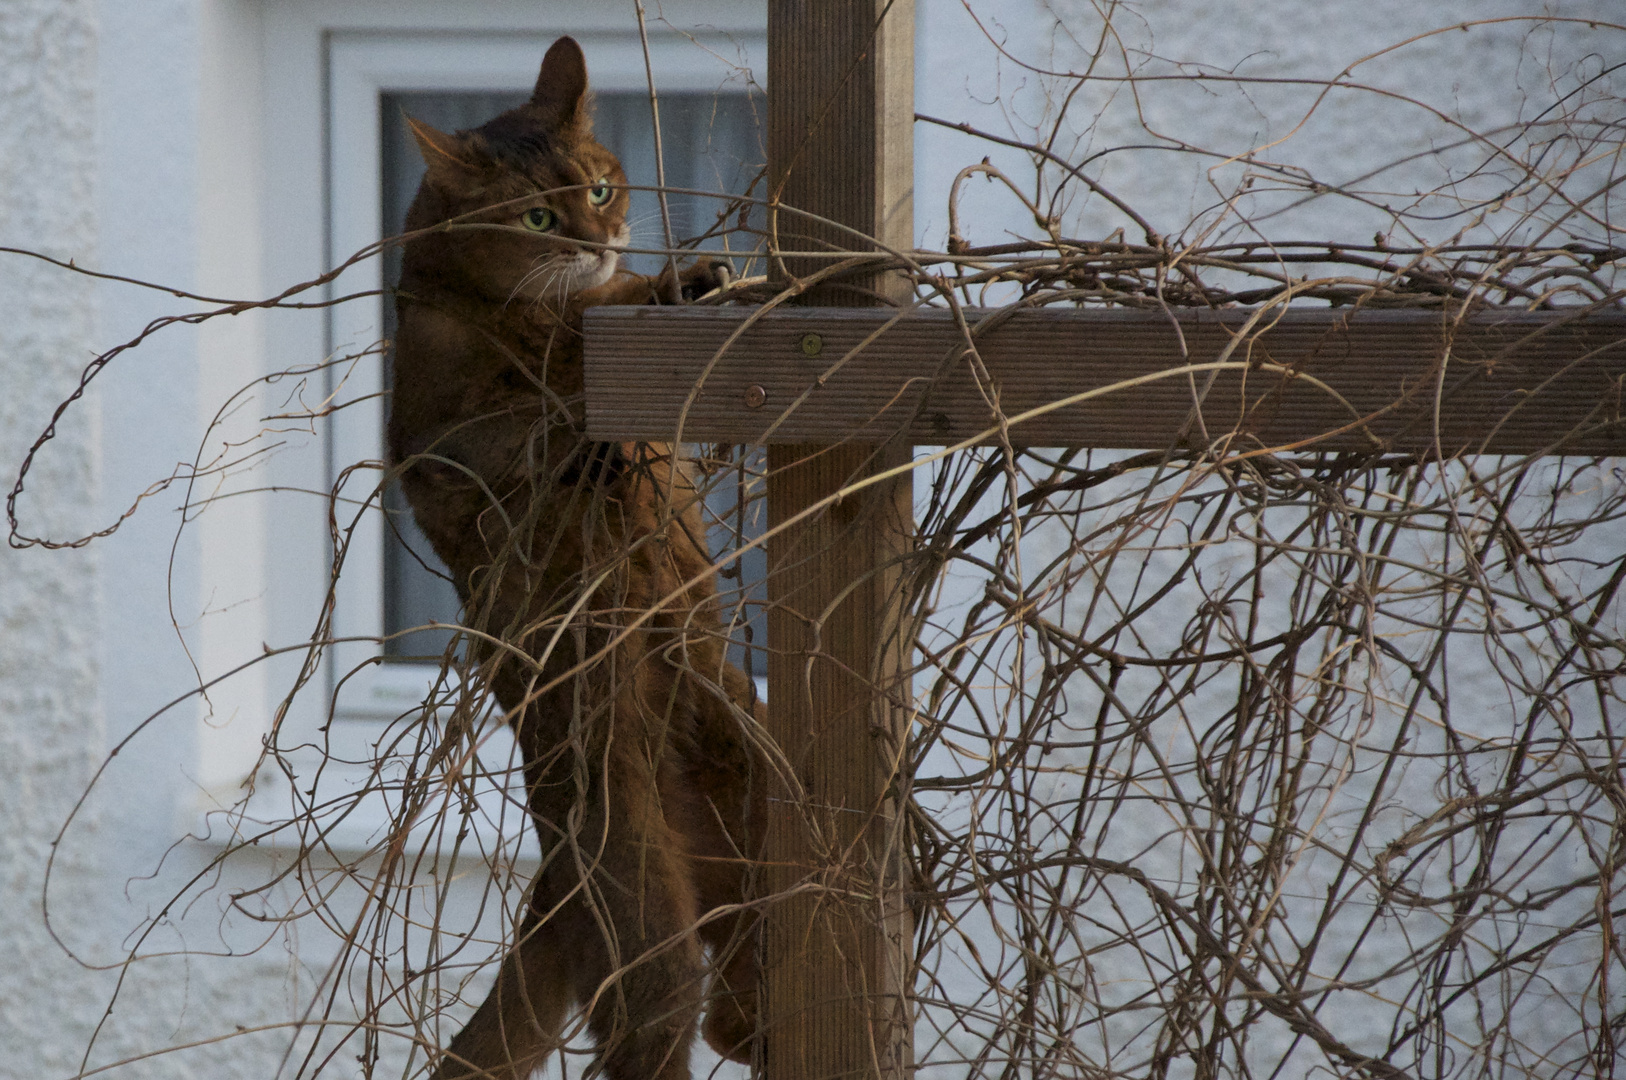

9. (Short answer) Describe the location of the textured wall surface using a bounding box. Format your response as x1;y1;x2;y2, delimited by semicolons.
915;0;1590;250
0;1;109;1074
0;3;298;1076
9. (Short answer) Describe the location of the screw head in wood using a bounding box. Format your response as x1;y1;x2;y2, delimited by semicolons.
800;332;823;357
744;384;767;408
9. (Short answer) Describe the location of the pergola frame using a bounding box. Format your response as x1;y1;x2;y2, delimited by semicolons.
580;4;1625;1079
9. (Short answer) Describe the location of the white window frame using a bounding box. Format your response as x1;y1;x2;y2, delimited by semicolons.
232;2;762;852
322;23;766;722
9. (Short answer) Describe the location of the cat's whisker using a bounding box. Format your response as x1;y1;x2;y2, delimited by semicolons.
520;257;578;320
624;215;685;245
509;254;568;309
522;273;564;318
511;255;555;294
623;211;669;232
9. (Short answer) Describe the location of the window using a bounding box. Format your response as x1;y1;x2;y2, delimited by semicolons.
377;89;765;661
323;26;767;721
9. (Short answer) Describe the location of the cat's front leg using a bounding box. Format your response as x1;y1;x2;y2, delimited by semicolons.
576;259;733;307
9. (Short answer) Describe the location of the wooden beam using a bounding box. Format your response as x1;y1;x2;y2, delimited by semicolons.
756;3;914;1080
584;306;1626;455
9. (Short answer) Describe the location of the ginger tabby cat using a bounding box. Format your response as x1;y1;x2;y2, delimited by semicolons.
386;36;761;1080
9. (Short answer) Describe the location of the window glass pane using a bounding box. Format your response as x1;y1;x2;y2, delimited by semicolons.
378;90;765;671
379;92;526;662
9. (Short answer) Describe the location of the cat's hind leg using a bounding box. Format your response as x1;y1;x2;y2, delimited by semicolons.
686;664;765;1064
431;901;572;1080
696;900;758;1064
544;742;709;1080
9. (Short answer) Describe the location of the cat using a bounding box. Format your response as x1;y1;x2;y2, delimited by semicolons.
386;36;762;1080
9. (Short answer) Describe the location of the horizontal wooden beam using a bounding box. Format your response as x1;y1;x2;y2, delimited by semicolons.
583;306;1626;455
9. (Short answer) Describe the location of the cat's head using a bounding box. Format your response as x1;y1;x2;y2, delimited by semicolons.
402;36;630;303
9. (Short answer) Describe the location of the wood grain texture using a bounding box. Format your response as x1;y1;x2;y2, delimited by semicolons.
765;0;914;302
762;439;913;1080
585;306;1626;455
759;3;915;1080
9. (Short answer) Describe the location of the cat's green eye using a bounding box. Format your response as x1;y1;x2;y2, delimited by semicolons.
588;179;613;206
521;206;557;232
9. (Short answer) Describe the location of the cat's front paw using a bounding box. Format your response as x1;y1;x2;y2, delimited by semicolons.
678;258;733;301
652;258;732;303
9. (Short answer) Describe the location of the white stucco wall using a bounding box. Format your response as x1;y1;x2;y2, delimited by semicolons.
915;0;1609;256
0;0;106;1072
0;2;307;1076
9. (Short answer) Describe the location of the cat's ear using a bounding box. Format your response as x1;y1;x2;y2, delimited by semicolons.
532;36;589;129
407;116;478;189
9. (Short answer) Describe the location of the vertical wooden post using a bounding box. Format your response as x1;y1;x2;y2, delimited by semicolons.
760;3;915;1080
